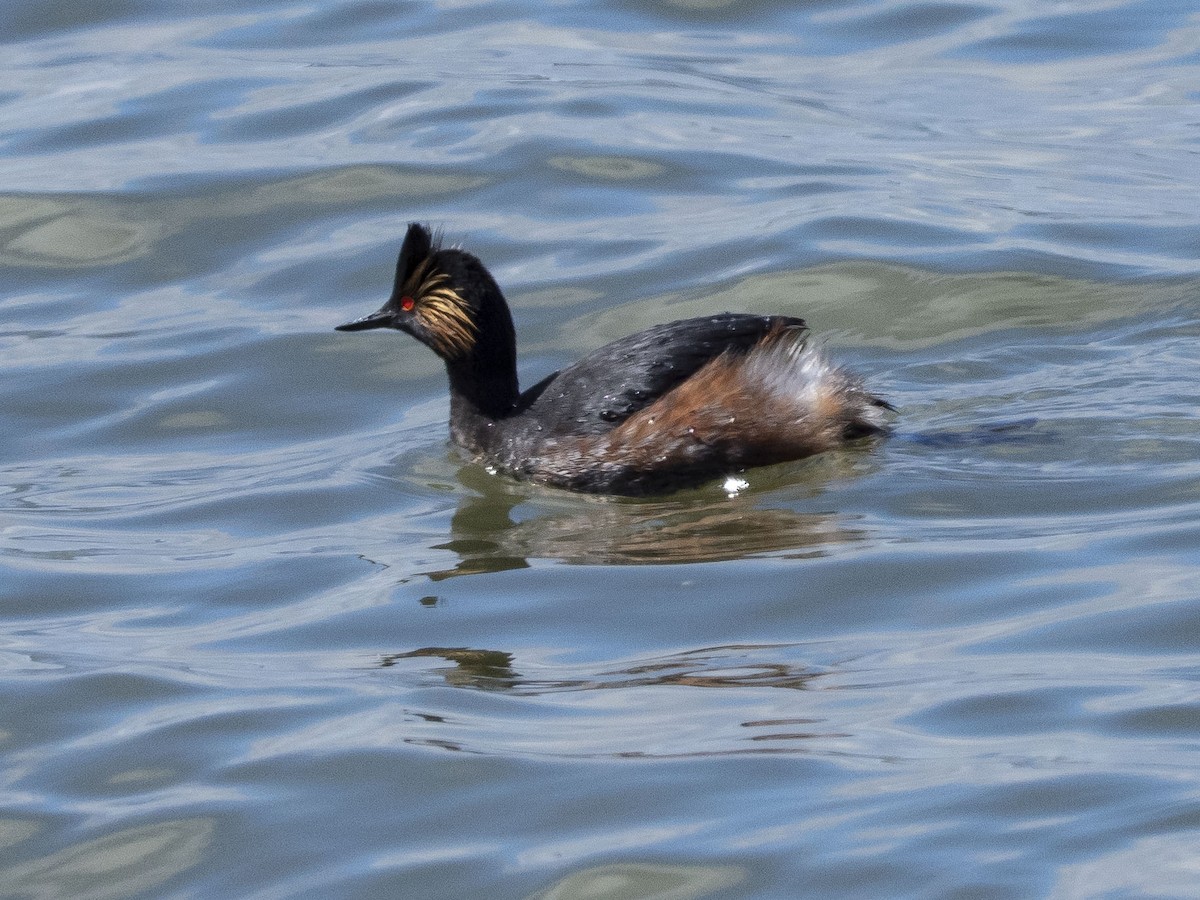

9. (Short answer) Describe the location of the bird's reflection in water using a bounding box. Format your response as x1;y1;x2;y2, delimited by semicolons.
376;644;847;755
421;458;873;580
369;458;868;763
380;647;518;689
379;643;822;696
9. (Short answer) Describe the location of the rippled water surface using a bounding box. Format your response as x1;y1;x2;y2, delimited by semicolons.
2;1;1199;897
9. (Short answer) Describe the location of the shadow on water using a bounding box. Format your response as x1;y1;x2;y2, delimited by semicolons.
899;416;1047;448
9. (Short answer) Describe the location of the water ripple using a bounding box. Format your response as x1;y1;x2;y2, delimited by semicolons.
3;0;1200;896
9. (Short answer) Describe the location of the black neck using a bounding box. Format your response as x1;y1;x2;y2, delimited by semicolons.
445;297;520;453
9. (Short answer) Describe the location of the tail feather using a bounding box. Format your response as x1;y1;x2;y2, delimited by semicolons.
742;330;893;440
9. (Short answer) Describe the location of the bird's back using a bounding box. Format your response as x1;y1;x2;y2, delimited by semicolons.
514;314;805;435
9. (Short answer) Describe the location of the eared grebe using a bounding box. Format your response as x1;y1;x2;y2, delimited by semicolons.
336;224;893;495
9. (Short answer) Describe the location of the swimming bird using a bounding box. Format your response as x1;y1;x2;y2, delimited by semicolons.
336;224;892;495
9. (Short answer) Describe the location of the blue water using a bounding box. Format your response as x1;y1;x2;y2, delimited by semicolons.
2;2;1199;897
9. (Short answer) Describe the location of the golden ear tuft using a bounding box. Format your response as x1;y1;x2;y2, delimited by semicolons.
406;260;477;359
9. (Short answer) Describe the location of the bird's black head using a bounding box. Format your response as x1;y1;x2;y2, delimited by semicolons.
336;223;508;363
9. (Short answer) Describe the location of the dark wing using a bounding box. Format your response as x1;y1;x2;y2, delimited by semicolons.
517;313;806;436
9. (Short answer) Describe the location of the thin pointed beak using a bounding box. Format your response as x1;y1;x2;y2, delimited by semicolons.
335;308;395;332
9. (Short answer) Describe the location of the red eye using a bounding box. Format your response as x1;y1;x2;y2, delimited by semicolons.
400;296;415;311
